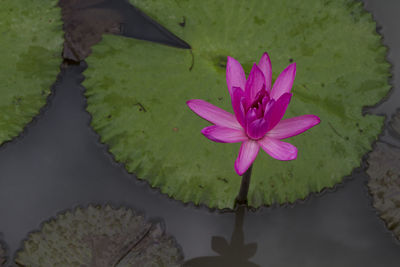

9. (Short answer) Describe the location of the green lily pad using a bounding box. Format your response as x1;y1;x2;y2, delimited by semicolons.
0;0;63;145
367;112;400;240
83;0;390;208
15;205;183;266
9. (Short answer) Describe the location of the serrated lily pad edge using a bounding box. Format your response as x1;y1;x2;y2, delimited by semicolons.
83;48;389;212
0;2;64;149
83;62;389;212
0;72;64;151
87;104;375;212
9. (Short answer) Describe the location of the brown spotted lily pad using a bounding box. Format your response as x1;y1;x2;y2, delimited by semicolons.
60;0;189;61
60;0;123;61
15;205;183;266
367;111;400;240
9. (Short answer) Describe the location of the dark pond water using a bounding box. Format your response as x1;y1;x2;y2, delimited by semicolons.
1;0;400;266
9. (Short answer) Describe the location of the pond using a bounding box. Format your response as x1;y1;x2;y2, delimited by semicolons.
0;0;400;266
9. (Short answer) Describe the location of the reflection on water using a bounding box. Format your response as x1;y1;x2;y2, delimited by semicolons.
184;206;259;267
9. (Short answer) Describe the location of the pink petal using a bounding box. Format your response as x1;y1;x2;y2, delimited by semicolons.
235;140;260;175
258;136;297;160
226;56;246;95
257;52;272;92
264;93;292;131
187;99;241;129
201;125;248;143
244;107;259;138
270;63;296;100
245;107;258;125
245;64;265;104
246;118;269;140
231;87;246;128
263;99;275;116
267;115;321;139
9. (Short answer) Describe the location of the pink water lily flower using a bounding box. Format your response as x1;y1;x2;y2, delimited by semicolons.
187;53;320;175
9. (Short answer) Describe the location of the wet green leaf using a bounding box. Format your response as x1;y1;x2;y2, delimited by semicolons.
15;205;183;266
84;0;390;208
367;112;400;240
0;0;63;145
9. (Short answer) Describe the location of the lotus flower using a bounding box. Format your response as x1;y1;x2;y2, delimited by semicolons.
187;53;320;175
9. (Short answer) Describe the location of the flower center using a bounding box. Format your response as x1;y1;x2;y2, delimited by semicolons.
248;89;270;119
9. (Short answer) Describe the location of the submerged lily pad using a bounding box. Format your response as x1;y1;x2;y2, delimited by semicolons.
0;240;6;266
389;111;400;139
84;0;390;208
367;112;400;240
0;0;63;145
15;205;183;266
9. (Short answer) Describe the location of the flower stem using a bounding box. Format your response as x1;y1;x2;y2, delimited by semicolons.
235;164;253;206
